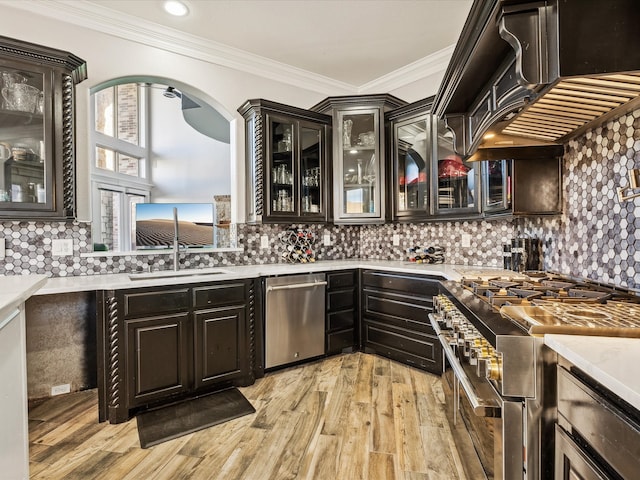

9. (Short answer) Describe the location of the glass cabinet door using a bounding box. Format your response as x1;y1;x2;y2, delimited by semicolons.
268;118;294;215
394;116;429;216
299;124;323;217
337;109;381;221
0;64;49;209
434;118;480;215
482;159;511;212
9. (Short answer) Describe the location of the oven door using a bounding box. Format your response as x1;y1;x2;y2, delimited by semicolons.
431;314;524;480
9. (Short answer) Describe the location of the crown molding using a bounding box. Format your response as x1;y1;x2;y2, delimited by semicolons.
358;45;455;94
3;0;453;97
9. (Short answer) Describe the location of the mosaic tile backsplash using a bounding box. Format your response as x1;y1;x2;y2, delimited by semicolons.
2;108;640;291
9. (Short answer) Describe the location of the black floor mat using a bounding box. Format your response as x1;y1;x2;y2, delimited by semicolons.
136;388;255;448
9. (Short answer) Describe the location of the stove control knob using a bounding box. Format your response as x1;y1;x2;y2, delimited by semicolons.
486;357;502;381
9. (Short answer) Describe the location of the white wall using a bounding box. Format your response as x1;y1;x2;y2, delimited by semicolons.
149;88;230;203
1;4;450;223
1;5;331;223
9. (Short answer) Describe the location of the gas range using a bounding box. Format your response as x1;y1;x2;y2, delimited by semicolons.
459;272;640;338
431;271;640;480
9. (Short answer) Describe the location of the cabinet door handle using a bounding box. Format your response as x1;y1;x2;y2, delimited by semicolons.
266;281;328;292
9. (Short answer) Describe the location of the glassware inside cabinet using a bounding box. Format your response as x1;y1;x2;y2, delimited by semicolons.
396;118;428;212
300;126;322;214
342;112;377;214
435;119;476;211
0;66;46;205
270;120;294;213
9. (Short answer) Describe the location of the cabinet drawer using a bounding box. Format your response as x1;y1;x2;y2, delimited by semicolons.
193;282;246;309
361;270;440;297
557;366;640;479
327;288;355;312
328;271;356;289
362;289;432;332
327;309;355;331
124;289;190;317
327;329;355;355
363;318;442;373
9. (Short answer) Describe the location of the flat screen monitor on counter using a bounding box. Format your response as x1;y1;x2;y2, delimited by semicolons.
134;202;215;249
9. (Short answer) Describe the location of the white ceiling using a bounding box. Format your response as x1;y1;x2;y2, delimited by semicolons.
79;0;473;89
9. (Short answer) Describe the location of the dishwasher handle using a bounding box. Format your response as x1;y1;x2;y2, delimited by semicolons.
266;280;327;292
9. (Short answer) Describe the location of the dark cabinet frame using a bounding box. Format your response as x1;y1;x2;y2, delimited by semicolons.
238;99;331;224
0;35;86;219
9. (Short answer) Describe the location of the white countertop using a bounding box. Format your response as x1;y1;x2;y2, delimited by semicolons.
0;274;48;319
33;260;497;295
545;334;640;411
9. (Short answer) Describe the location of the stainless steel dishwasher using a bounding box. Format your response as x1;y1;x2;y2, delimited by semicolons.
265;273;327;369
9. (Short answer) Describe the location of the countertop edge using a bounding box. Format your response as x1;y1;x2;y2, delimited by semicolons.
0;275;48;319
32;261;484;295
545;334;640;411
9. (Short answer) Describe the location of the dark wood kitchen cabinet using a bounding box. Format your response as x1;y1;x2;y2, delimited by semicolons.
0;35;87;219
360;270;443;374
97;279;256;424
192;282;249;389
479;148;563;216
326;270;358;355
311;94;406;224
238;99;331;224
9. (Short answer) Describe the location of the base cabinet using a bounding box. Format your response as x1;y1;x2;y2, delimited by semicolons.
98;279;255;424
556;359;640;480
194;306;246;389
360;270;443;374
326;270;358;355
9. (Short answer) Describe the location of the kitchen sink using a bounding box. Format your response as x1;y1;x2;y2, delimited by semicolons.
128;268;231;280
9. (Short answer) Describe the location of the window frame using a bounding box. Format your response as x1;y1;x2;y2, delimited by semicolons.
90;82;152;252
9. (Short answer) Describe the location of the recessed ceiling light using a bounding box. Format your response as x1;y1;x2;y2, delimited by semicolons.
483;132;496;140
164;0;189;17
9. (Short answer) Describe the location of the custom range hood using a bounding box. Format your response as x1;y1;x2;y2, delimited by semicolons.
433;0;640;160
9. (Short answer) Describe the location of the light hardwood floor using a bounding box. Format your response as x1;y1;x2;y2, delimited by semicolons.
28;353;468;479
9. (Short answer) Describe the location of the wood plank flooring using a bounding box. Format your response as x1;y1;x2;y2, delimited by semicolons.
28;353;469;479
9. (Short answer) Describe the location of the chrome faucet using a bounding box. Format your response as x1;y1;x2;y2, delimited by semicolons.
173;206;180;271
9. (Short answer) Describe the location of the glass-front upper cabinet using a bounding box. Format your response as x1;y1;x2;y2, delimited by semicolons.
387;97;433;221
338;109;379;220
269;118;295;215
0;36;86;219
482;159;511;213
239;99;330;223
311;94;406;224
433;118;481;217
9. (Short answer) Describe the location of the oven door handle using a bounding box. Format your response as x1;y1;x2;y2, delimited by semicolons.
430;315;502;418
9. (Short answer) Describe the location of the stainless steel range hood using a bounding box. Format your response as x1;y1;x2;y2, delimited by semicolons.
434;0;640;159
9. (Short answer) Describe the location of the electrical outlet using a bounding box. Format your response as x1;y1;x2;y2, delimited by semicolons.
392;234;400;246
461;233;472;248
260;235;269;249
51;383;71;396
323;233;331;246
0;237;4;259
51;238;73;256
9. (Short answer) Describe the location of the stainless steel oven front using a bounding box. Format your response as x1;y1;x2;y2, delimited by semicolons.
430;288;557;480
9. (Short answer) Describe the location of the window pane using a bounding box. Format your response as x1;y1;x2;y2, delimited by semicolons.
117;153;140;177
116;84;139;144
129;194;145;249
96;147;115;171
98;190;120;251
95;87;114;136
